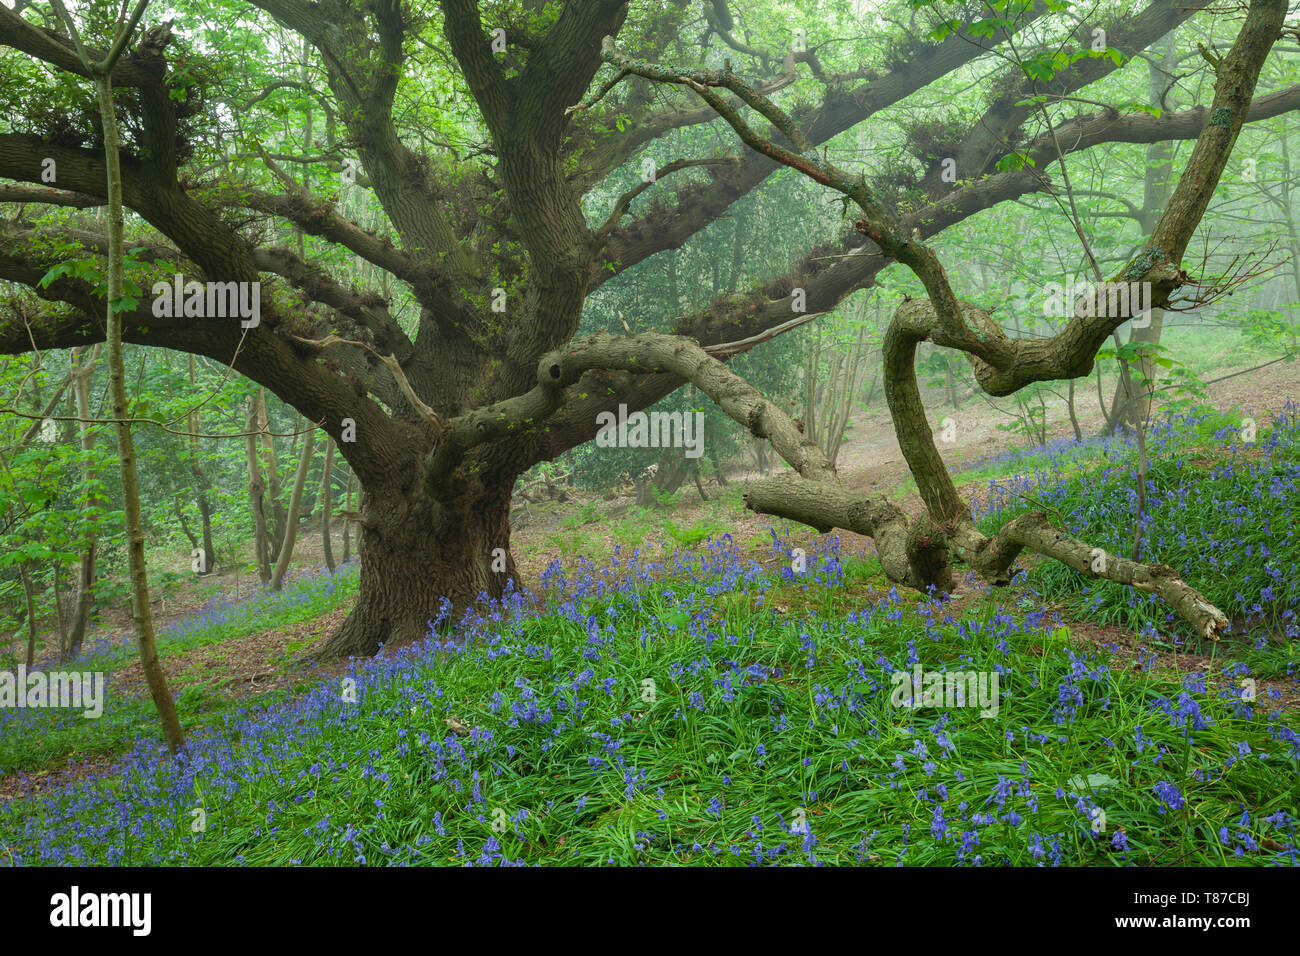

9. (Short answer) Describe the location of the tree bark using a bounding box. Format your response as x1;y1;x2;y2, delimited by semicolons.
309;473;518;659
51;564;67;657
187;354;215;574
19;563;37;667
341;470;354;564
175;501;198;550
94;67;184;753
1109;30;1177;430
257;389;288;562
1066;378;1083;442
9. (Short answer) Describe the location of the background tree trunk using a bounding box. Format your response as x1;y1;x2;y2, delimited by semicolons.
269;423;316;591
341;470;354;564
320;437;335;572
256;389;288;561
19;564;37;667
51;565;67;657
245;397;273;584
187;355;216;574
67;343;102;658
1108;30;1176;431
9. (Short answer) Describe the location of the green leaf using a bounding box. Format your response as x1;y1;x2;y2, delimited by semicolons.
994;152;1034;172
37;261;74;288
968;18;1012;38
930;19;961;41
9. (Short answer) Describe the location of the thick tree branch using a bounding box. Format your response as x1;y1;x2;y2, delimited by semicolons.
0;185;103;208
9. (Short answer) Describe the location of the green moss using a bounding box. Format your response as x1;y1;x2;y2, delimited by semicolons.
1209;107;1233;128
1125;248;1164;280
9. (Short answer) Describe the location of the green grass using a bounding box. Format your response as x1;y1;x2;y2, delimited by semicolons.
0;675;314;780
3;558;1296;865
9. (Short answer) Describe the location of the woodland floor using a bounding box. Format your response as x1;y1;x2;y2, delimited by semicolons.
3;350;1299;802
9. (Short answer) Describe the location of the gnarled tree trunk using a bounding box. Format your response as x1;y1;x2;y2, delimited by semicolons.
310;469;519;659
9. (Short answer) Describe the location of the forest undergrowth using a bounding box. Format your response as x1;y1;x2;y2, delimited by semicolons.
2;405;1297;866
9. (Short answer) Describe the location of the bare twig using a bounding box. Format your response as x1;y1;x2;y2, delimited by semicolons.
292;334;447;434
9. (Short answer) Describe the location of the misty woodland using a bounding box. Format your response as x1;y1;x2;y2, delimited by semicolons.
0;0;1297;871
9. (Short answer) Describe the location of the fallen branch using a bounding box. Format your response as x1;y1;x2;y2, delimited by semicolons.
978;512;1229;640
